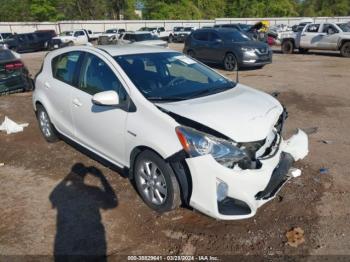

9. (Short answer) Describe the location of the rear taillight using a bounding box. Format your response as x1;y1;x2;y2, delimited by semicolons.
5;61;23;70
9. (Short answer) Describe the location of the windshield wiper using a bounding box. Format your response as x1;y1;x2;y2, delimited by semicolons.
186;82;236;99
147;97;187;102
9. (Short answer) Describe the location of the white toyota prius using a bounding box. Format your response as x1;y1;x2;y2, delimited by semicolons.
33;45;308;220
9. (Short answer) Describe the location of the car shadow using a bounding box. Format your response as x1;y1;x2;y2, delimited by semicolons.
273;49;342;57
207;63;264;72
49;163;118;261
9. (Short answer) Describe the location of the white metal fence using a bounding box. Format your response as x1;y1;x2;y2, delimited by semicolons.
1;16;349;34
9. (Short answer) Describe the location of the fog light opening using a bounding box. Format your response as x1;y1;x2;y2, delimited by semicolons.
217;181;228;202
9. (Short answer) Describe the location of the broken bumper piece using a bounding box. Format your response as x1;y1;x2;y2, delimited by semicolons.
186;129;308;220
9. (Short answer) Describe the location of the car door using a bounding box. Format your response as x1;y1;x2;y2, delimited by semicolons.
206;31;224;62
70;51;129;166
300;24;322;49
191;31;210;60
74;30;88;45
49;51;83;137
317;24;339;50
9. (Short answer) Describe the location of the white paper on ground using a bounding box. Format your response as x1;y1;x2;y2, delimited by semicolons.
0;116;29;134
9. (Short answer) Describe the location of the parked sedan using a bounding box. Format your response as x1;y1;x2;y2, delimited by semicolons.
33;45;308;220
118;32;168;47
184;28;272;70
0;48;33;95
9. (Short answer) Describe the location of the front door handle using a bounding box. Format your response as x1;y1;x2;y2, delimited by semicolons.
72;98;82;107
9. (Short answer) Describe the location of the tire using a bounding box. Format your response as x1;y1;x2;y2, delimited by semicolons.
299;48;309;54
223;53;238;71
187;50;195;58
67;41;74;46
133;150;181;213
36;105;59;143
281;40;294;54
340;42;350;57
24;78;34;92
168;34;173;43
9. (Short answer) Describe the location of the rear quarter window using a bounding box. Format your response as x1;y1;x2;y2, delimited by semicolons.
51;51;81;85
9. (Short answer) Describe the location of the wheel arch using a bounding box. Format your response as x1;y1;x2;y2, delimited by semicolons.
129;145;192;206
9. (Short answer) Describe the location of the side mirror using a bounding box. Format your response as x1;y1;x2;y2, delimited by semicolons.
92;90;119;106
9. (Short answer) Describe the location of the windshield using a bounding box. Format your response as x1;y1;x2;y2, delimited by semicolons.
222;30;251;42
174;27;184;32
60;31;73;36
106;29;117;33
114;52;235;102
1;33;12;39
184;27;193;32
135;33;156;41
0;50;15;61
239;24;251;31
338;23;350;32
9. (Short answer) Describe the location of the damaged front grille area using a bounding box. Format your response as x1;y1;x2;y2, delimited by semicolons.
238;109;287;170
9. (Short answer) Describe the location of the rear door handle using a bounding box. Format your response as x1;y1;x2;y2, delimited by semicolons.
72;98;82;107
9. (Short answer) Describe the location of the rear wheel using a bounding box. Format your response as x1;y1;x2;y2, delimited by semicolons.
282;40;294;54
133;150;181;213
168;34;173;43
223;53;238;71
36;105;59;143
67;41;74;46
340;42;350;57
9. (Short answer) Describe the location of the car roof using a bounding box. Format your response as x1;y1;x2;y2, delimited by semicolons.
97;45;175;56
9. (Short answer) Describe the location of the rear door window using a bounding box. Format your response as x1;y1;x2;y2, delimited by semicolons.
52;51;82;85
193;31;209;41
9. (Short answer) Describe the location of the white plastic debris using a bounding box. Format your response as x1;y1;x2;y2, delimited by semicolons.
0;163;4;167
0;116;29;134
290;168;302;178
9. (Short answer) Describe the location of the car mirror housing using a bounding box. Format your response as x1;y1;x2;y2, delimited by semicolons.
92;90;119;106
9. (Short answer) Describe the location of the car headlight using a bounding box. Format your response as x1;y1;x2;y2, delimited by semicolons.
241;47;255;52
176;126;247;168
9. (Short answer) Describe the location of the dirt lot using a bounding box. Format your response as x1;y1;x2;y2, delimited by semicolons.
0;44;350;260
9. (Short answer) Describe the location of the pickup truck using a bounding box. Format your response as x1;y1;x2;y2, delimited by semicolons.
49;29;97;49
138;27;174;42
280;22;350;57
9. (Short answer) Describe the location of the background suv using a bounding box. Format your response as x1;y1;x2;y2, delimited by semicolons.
184;28;272;70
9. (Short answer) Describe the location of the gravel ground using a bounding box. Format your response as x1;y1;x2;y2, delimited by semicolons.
0;44;349;260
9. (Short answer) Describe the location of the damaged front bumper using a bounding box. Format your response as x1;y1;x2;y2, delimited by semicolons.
186;129;308;220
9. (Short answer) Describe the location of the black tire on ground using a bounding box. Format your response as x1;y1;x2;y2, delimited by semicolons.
168;35;173;43
187;50;195;58
36;105;60;143
67;41;74;46
24;78;34;92
299;48;309;54
340;42;350;57
281;40;294;54
133;150;181;213
223;53;238;71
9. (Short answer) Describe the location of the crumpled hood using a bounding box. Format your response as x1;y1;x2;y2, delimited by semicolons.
157;84;283;142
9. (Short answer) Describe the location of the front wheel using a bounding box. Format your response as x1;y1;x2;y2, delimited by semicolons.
223;53;238;71
340;42;350;57
168;35;173;43
133;150;181;213
282;40;294;54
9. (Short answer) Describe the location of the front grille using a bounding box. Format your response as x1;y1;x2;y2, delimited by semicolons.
256;48;269;55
